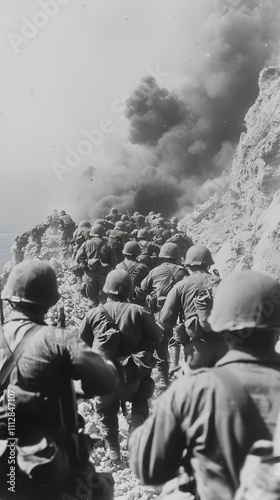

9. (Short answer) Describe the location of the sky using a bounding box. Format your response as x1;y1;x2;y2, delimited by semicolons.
0;0;280;266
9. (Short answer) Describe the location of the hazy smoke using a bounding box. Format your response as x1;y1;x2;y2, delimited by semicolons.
80;0;280;220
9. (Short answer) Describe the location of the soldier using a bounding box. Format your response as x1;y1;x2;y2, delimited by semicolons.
136;229;160;269
129;270;280;500
107;221;129;264
105;207;121;224
79;270;163;463
0;260;117;500
58;210;76;247
10;231;30;265
46;209;60;235
159;244;227;370
116;241;149;306
72;220;91;258
165;232;194;264
76;223;117;305
141;242;186;390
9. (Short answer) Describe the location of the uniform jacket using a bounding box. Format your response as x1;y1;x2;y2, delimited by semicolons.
129;349;280;500
0;312;118;440
141;262;186;298
79;300;163;358
116;259;149;289
159;270;219;328
76;236;118;275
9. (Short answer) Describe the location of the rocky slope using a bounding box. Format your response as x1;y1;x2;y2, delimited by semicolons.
179;67;280;279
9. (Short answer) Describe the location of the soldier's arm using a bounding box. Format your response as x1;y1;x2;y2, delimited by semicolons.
159;284;181;328
140;308;164;345
64;328;119;397
141;272;153;293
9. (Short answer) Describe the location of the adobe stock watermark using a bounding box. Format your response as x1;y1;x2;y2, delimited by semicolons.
52;64;169;183
7;0;72;54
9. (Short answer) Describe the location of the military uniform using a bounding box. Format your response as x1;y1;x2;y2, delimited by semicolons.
79;298;163;460
129;349;280;500
76;236;118;305
160;271;227;369
0;260;117;500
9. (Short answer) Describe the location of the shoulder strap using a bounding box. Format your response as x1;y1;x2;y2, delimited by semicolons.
0;323;43;393
103;302;130;325
212;366;270;441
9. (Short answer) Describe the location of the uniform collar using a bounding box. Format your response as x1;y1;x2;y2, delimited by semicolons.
216;348;280;366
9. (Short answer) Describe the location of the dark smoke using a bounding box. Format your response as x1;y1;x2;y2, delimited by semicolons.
79;0;280;220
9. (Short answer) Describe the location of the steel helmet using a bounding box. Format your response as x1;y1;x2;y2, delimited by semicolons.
60;210;66;216
121;214;129;222
2;260;60;308
103;270;133;297
93;219;105;226
185;245;214;266
208;270;280;333
170;216;179;225
156;217;165;227
110;208;118;214
78;220;91;228
137;229;149;240
123;241;141;257
115;221;126;231
159;242;180;261
90;224;106;238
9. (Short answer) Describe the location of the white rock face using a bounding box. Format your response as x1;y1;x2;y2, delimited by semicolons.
180;67;280;278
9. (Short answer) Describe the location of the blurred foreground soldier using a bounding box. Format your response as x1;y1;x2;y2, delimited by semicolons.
141;243;186;390
76;223;117;305
160;244;226;369
116;241;149;306
129;270;280;500
0;260;117;500
79;270;163;463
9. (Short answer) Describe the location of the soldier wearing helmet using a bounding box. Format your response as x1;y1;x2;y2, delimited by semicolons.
105;207;121;224
159;244;227;370
79;269;163;463
150;217;167;246
136;229;160;269
58;210;76;249
116;241;149;306
129;270;280;500
0;260;117;499
72;220;91;258
107;221;129;264
141;242;186;390
76;224;117;305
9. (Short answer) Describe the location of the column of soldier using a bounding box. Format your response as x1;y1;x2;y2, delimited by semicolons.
0;206;280;500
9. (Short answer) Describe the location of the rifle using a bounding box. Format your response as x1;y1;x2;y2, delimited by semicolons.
57;300;66;328
0;294;4;326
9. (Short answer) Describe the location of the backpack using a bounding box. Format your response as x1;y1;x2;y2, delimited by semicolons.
184;273;220;339
87;240;105;271
120;261;147;304
157;265;183;306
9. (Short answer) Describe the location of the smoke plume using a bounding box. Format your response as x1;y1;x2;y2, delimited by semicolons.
79;0;280;220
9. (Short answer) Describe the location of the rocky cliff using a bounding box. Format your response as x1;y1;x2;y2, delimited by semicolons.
179;67;280;279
